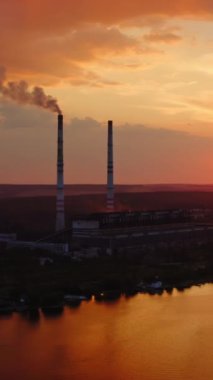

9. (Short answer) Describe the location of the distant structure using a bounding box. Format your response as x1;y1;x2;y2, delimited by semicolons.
8;240;69;255
107;120;114;211
56;113;65;232
71;209;213;256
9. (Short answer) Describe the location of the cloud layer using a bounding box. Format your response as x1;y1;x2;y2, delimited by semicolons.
1;103;213;184
0;0;204;85
3;1;213;33
1;1;213;183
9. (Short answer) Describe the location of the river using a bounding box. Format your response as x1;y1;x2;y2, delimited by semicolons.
0;285;213;380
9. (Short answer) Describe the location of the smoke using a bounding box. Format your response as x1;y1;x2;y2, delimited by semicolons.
0;67;61;114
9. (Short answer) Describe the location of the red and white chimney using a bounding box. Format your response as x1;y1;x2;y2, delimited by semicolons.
56;113;65;232
107;120;114;211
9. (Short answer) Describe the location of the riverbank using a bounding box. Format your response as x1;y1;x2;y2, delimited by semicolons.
0;245;213;310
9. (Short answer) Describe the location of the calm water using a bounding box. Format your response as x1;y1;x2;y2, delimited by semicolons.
0;285;213;380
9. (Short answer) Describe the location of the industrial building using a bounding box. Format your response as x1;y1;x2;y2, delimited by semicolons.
71;208;213;255
70;120;213;255
2;114;213;256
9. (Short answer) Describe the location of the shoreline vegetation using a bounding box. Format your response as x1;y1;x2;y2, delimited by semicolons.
0;188;213;315
0;245;213;315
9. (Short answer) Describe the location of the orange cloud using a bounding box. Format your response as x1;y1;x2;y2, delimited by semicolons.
0;23;138;82
3;0;212;88
0;20;156;86
144;31;182;44
0;1;211;95
1;1;213;52
19;0;213;33
186;97;213;111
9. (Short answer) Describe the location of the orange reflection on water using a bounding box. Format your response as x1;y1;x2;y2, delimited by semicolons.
0;285;213;380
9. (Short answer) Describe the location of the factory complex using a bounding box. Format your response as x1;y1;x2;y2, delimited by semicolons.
2;114;213;256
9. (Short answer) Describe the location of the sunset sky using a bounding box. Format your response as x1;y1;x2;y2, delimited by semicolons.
1;0;213;184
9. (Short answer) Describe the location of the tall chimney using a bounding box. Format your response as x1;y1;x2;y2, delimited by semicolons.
107;120;114;211
56;113;65;232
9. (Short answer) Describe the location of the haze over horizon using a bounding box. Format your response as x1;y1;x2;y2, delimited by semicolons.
1;1;213;184
2;184;213;201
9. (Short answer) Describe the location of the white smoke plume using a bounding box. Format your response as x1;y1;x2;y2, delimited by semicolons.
0;67;61;114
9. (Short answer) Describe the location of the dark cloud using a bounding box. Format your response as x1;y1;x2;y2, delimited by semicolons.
66;118;213;184
0;100;55;129
1;103;213;183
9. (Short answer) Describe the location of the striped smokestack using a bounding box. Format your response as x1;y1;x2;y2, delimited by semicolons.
56;113;65;232
107;120;114;211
